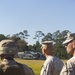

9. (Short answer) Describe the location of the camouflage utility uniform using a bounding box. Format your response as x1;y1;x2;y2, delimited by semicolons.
60;56;75;75
40;55;63;75
0;39;35;75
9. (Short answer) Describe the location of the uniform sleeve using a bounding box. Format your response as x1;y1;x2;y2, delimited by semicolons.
60;63;75;75
46;64;53;75
60;63;68;75
40;64;52;75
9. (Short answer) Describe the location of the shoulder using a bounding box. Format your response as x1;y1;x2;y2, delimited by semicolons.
45;56;54;64
53;56;63;63
22;64;31;70
50;56;63;68
66;56;75;68
16;62;35;75
48;55;63;64
43;56;55;68
67;56;75;63
22;64;35;75
60;57;75;75
45;55;63;64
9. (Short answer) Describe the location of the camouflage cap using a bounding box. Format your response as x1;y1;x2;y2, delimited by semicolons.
63;33;75;44
0;39;18;55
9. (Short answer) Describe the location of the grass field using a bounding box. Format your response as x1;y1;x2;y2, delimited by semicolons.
15;58;44;75
14;58;67;75
0;58;67;75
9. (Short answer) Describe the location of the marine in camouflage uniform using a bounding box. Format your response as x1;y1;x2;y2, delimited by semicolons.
60;33;75;75
0;39;35;75
40;41;63;75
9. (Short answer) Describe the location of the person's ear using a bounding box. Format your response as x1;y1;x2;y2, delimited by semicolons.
73;40;75;48
43;48;46;53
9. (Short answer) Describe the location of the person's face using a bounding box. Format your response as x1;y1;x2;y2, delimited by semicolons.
65;41;74;55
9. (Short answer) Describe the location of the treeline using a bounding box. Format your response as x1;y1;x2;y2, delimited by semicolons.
0;30;72;59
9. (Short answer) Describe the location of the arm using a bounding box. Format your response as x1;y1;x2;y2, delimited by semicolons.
60;63;75;75
40;64;52;75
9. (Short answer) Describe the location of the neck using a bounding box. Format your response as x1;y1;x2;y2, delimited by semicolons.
45;54;53;58
73;50;75;56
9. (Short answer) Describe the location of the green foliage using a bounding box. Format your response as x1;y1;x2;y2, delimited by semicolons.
53;43;68;59
18;30;30;39
42;33;52;41
32;41;41;51
0;30;72;59
17;40;28;51
0;58;67;75
0;34;6;41
34;31;44;42
14;58;67;75
15;58;44;75
42;30;72;59
9;35;28;52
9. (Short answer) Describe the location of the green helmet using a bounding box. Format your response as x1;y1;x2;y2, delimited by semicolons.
0;39;18;55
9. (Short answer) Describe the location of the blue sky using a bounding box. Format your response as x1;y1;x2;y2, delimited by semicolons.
0;0;75;45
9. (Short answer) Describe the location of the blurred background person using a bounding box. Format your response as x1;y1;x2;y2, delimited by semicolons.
0;39;35;75
60;33;75;75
